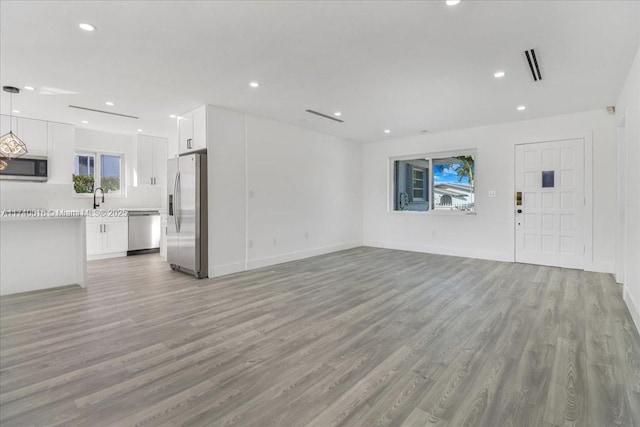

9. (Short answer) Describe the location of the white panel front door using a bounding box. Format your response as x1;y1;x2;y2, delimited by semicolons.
515;139;585;269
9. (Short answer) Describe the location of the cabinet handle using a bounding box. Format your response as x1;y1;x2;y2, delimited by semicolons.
151;177;153;185
104;224;107;233
100;224;103;233
187;138;192;149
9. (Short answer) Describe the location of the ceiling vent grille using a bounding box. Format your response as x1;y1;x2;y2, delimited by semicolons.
524;49;542;81
305;109;344;123
69;105;139;119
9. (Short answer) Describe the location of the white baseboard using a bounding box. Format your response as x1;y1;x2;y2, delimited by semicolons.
624;287;640;335
585;261;615;274
247;242;361;271
363;240;513;263
87;252;127;261
209;261;246;278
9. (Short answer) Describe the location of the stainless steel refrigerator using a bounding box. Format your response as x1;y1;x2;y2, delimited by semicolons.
167;153;208;278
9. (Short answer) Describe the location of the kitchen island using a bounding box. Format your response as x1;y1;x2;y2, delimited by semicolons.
0;210;87;295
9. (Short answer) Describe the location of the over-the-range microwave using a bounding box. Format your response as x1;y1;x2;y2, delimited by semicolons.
0;155;48;182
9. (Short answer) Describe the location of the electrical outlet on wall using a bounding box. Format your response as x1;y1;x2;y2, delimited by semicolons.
305;232;309;239
488;190;497;198
273;238;277;246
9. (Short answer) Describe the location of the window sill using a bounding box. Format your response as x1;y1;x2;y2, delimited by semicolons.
389;210;476;216
72;193;125;199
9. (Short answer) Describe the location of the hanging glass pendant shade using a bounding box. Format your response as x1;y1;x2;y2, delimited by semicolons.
0;131;28;158
1;86;28;161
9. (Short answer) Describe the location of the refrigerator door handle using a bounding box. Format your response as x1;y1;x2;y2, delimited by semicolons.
176;171;181;233
173;171;180;233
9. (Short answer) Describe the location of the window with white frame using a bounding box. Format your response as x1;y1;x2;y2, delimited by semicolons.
393;152;475;212
73;151;123;195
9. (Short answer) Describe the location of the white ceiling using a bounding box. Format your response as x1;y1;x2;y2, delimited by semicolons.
1;1;638;143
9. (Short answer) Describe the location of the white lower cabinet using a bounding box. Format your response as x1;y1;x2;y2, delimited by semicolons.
86;216;129;260
86;222;104;256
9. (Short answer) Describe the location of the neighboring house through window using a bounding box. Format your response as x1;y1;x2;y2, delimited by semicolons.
393;151;475;212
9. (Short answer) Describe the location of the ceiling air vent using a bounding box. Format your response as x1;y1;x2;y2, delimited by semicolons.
524;49;542;81
69;105;139;119
305;109;344;123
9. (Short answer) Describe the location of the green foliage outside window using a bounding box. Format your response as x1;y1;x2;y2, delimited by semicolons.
101;176;120;193
73;174;94;193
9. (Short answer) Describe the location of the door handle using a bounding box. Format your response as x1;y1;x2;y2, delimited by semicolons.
173;172;179;232
176;172;181;233
515;191;522;206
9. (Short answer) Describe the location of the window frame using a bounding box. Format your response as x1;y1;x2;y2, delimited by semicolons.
411;166;427;202
389;149;477;215
73;149;126;198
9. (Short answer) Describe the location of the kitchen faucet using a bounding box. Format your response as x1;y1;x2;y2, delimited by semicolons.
93;187;105;209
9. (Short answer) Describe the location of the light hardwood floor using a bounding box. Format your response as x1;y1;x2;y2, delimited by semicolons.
1;247;639;426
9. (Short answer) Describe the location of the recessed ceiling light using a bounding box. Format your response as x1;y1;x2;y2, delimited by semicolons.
81;120;88;124
446;0;461;5
169;114;177;119
23;86;35;91
517;105;526;111
105;101;114;106
177;116;183;120
334;112;342;117
12;110;20;114
494;71;506;78
137;129;143;132
249;81;260;88
79;23;96;32
384;129;391;134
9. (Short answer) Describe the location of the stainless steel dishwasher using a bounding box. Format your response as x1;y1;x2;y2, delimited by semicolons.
127;210;161;255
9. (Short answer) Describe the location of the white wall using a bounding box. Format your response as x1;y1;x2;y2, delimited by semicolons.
363;109;617;272
205;106;363;277
616;44;640;331
207;107;247;276
0;123;163;211
246;115;363;269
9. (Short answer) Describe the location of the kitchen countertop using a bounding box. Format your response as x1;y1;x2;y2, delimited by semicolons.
0;209;87;221
0;208;166;221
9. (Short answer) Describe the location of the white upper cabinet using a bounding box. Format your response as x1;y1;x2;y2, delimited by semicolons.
0;115;48;156
192;106;207;152
137;135;154;186
135;134;168;187
178;105;207;154
154;137;167;187
47;122;74;184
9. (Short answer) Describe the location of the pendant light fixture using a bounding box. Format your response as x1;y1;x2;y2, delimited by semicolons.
0;86;28;169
